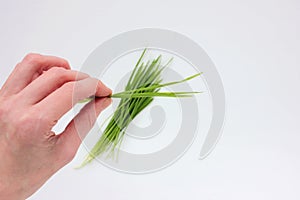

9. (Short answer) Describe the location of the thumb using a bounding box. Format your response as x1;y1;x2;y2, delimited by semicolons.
55;97;112;166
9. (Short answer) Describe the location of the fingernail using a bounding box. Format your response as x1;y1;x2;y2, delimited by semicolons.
104;83;112;95
98;81;113;96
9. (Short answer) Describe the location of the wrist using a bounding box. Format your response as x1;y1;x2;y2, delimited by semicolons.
0;182;26;200
0;150;25;200
0;183;16;200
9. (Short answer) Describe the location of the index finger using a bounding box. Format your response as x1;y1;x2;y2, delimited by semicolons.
1;53;70;96
35;77;112;122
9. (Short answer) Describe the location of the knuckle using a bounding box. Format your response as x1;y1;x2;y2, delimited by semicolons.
15;62;22;69
16;109;45;128
61;59;70;68
63;81;75;93
48;67;69;79
19;111;37;126
38;114;52;125
47;66;63;73
0;99;12;122
15;114;35;133
14;62;24;72
58;69;71;80
23;53;41;65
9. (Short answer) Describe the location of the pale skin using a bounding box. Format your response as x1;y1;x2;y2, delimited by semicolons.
0;53;112;200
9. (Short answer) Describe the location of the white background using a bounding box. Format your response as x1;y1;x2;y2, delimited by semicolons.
0;0;299;199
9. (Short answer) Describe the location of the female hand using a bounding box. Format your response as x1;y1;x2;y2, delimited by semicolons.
0;53;112;200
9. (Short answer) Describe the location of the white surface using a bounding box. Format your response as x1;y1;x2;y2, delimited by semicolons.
0;0;299;199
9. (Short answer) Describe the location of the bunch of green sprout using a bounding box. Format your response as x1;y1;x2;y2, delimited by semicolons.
79;49;202;167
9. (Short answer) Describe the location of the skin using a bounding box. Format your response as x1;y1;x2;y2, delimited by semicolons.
0;53;112;200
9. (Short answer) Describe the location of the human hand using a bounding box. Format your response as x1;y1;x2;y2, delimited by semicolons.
0;53;112;200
